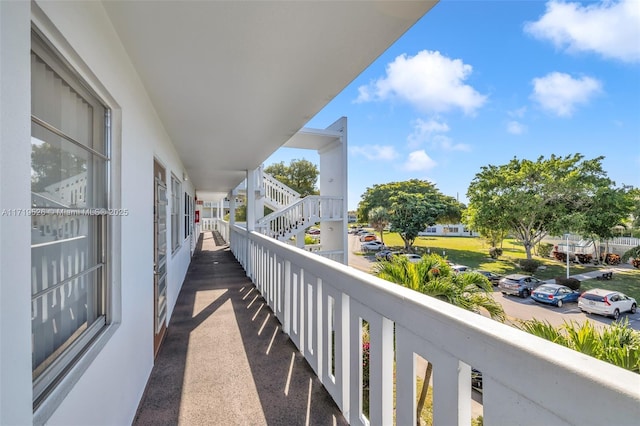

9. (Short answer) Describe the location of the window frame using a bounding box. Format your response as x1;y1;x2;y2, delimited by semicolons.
30;28;113;409
171;174;181;253
29;13;123;422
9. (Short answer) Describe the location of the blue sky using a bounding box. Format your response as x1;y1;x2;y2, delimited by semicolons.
266;0;640;211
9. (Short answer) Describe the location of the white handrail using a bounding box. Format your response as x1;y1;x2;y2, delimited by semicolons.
262;171;300;210
256;195;342;240
226;225;640;426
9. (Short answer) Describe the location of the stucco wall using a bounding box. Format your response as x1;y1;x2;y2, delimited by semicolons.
0;1;194;424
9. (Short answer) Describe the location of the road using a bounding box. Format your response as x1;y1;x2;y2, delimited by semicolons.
347;234;640;330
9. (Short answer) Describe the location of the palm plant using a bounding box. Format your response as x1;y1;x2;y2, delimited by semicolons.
375;254;505;424
520;318;640;373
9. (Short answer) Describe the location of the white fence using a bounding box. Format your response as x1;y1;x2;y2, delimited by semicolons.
223;224;639;425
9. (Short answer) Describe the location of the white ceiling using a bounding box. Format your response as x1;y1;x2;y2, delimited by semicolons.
103;1;437;199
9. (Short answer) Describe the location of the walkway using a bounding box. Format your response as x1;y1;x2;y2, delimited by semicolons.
134;232;347;425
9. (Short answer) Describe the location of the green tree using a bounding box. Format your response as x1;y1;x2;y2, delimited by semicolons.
463;204;509;249
375;255;504;423
368;206;390;245
31;143;86;192
357;179;460;223
264;158;319;197
574;186;634;263
467;154;615;260
357;180;461;251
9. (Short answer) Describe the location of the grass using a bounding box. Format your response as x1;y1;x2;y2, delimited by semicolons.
376;232;640;301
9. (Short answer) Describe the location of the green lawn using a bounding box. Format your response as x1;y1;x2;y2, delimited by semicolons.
375;232;640;301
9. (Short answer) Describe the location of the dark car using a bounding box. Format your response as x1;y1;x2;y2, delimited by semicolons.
475;270;502;285
531;284;581;307
471;368;483;393
498;274;543;298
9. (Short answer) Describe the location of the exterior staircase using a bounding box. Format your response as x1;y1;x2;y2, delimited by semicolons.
255;169;342;242
257;195;342;241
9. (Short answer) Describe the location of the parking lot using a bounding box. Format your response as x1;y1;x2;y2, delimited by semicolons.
347;234;640;330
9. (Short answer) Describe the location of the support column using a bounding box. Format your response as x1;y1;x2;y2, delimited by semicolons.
228;191;236;227
246;169;256;232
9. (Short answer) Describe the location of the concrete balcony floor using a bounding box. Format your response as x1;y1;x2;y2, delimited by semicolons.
134;232;347;425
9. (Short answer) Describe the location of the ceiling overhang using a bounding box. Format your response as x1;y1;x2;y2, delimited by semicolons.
103;1;438;200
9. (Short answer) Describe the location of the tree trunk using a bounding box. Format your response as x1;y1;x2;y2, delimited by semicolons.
524;242;533;259
416;361;433;425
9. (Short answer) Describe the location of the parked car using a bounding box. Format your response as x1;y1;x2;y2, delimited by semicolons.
375;250;403;261
451;264;470;274
401;253;422;263
375;249;392;261
498;274;543;298
359;234;377;242
306;228;320;235
531;284;581;307
474;270;502;285
578;289;637;320
471;368;483;394
361;241;386;251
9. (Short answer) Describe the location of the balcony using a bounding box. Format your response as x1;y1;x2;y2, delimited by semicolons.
137;222;639;425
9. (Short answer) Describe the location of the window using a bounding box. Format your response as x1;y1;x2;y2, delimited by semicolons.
171;175;181;252
30;31;110;407
184;192;193;238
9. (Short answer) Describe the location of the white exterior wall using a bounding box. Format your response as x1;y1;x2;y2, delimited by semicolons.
1;2;194;424
0;2;33;424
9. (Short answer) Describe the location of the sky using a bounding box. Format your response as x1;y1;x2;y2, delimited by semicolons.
265;0;640;211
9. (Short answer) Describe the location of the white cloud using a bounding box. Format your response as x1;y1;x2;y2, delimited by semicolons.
434;134;471;152
508;107;527;118
404;150;437;171
407;118;470;151
524;0;640;63
349;145;399;161
531;72;602;117
355;50;487;115
507;121;526;135
407;118;449;147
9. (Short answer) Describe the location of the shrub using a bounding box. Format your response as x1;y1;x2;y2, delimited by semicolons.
575;254;593;264
621;246;640;268
519;259;541;274
553;251;566;262
601;253;621;265
555;277;581;290
537;243;554;258
362;341;370;389
489;247;503;259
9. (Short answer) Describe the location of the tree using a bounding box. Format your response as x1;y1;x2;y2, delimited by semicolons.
264;159;319;197
466;154;615;259
357;180;462;251
368;206;389;245
375;255;504;424
31;143;86;192
357;179;460;223
574;186;634;263
463;204;509;249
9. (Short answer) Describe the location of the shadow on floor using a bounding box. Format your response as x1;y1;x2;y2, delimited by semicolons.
134;232;347;425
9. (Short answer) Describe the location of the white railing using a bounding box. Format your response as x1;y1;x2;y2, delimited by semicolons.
609;236;640;247
200;218;216;232
223;225;639;425
262;171;301;210
256;196;342;241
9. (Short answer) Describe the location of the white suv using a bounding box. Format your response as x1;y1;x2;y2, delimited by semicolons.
578;289;637;320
